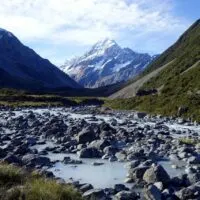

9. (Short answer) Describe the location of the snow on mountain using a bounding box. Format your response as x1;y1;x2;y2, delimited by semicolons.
60;39;157;88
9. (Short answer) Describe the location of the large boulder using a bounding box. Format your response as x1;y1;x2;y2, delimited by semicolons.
144;185;162;200
89;139;110;150
143;164;170;185
187;156;200;164
77;128;97;144
83;189;106;200
78;147;102;158
22;154;51;167
115;191;138;200
128;166;149;181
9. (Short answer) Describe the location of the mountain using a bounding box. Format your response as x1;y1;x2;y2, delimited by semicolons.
109;19;200;120
0;28;80;90
60;39;157;88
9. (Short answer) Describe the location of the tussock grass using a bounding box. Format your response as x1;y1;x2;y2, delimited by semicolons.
0;164;82;200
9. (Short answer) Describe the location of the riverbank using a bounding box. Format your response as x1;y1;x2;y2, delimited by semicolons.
1;106;200;199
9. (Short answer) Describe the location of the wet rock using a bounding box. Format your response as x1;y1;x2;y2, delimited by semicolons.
77;128;97;144
78;147;102;158
0;148;7;158
115;151;127;162
125;160;140;169
3;154;22;165
109;155;117;162
63;156;83;165
143;164;170;185
89;139;110;150
103;146;117;155
83;189;106;200
115;191;138;200
128;166;149;181
144;185;162;200
187;156;200;164
22;154;51;167
92;162;104;166
80;184;94;193
114;184;129;193
135;112;147;119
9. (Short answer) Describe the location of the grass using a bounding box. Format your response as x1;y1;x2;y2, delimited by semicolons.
0;164;25;187
179;138;200;145
25;179;82;200
0;163;82;200
106;19;200;122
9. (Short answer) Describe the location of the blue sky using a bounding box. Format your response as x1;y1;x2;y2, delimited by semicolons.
0;0;199;65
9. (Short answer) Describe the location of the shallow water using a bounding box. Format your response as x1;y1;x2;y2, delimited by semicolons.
6;107;196;189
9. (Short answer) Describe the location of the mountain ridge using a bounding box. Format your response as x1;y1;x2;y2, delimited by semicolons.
0;28;81;90
61;39;157;88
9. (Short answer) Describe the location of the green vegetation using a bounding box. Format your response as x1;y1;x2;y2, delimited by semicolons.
0;89;105;108
0;163;82;200
108;19;200;121
179;138;200;145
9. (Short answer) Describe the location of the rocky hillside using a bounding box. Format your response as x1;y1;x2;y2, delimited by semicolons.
61;39;156;88
0;28;80;90
109;19;200;120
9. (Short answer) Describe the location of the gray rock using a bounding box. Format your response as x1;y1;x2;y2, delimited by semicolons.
187;156;200;164
78;147;102;158
22;154;51;167
83;189;106;200
80;184;94;193
143;164;170;185
115;191;138;200
144;185;162;200
77;129;96;144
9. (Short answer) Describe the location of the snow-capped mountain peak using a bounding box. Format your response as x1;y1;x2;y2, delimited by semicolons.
60;39;157;88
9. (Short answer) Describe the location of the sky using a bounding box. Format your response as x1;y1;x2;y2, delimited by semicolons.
0;0;199;65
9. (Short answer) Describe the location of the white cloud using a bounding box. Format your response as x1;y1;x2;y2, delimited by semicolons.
0;0;188;45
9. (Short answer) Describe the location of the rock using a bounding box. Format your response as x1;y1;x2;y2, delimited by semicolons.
92;162;104;166
89;140;110;150
63;157;83;165
22;154;51;167
80;184;94;193
135;112;147;119
77;128;97;144
3;154;22;165
0;147;7;158
129;166;149;181
83;189;106;200
175;187;194;200
143;164;170;185
187;156;200;164
114;184;129;193
103;146;117;155
115;191;138;200
78;147;102;158
153;182;163;191
125;160;140;169
115;151;127;162
109;155;117;162
144;185;162;200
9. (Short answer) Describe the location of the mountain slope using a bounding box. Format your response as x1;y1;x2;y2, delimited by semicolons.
108;19;200;120
111;19;200;99
0;28;80;90
61;39;156;88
